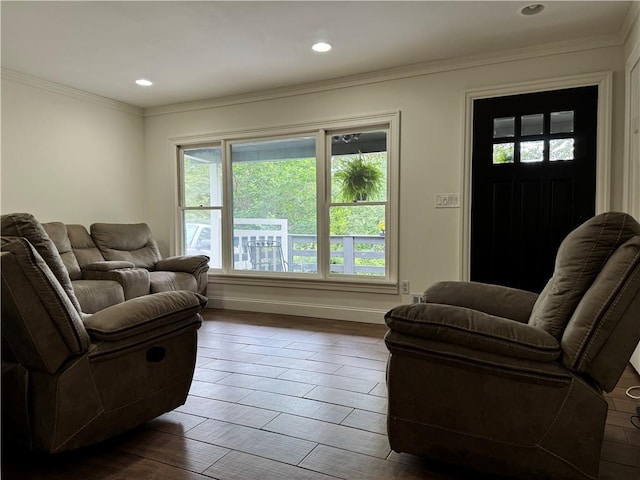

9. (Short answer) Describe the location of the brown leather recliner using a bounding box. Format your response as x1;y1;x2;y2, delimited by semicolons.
384;212;640;480
1;236;207;453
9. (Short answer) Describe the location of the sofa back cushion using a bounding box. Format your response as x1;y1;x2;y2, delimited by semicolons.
42;222;82;280
66;224;105;267
560;234;640;391
91;223;162;269
1;237;90;373
528;212;640;339
1;213;82;313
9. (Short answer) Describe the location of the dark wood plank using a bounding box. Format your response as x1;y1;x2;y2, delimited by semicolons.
216;372;317;397
115;429;229;473
184;419;317;465
278;368;378;394
341;409;388;435
304;385;388;414
238;390;353;423
202;450;337;480
263;413;391;458
176;395;279;428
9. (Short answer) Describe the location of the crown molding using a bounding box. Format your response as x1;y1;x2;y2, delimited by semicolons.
621;1;640;45
1;68;143;116
144;33;624;118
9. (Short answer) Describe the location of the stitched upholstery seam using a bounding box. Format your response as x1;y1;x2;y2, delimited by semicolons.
2;288;55;373
55;377;190;452
389;315;559;352
547;214;614;335
10;237;84;352
387;341;570;380
575;254;640;369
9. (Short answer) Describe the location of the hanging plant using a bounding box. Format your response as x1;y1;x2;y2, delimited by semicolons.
334;151;383;202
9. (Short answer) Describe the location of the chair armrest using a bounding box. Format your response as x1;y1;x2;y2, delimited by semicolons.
82;261;136;271
83;291;207;341
82;267;150;300
423;281;538;323
155;255;209;274
385;303;560;362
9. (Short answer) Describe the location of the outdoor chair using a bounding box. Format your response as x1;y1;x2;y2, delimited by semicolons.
247;240;288;272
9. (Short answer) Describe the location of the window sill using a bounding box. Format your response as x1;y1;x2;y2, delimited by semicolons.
207;272;399;295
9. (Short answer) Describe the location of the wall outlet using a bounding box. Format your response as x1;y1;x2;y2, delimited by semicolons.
400;280;410;294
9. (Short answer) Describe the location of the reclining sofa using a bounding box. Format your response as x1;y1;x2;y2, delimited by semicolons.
1;229;207;452
1;213;209;313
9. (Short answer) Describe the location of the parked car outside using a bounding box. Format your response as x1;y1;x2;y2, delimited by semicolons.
185;223;212;258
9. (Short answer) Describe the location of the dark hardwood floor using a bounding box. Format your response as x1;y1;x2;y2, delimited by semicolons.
3;308;640;479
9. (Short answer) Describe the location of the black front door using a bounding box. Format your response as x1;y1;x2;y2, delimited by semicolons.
471;86;598;292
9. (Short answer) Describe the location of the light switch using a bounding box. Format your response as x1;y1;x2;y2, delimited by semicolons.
435;193;460;208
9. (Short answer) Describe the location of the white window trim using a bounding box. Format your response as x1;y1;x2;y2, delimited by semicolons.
170;110;401;294
460;72;613;281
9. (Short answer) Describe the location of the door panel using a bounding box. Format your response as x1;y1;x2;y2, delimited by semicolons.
471;86;598;292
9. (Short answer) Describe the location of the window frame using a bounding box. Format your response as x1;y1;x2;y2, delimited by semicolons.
173;111;400;294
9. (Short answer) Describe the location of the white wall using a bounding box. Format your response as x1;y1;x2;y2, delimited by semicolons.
144;45;627;323
1;74;146;226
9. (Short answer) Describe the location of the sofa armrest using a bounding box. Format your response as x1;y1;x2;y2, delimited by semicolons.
155;255;209;274
82;261;135;271
83;291;207;341
422;281;539;323
82;267;150;300
385;303;560;362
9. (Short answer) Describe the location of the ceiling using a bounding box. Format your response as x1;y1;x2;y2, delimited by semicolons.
1;1;634;109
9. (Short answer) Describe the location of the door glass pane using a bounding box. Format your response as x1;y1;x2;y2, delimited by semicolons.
551;111;574;133
231;136;317;273
331;131;387;203
493;117;514;138
521;114;544;136
550;138;575;161
183;209;220;268
492;143;514;164
521;141;544;163
182;146;223;207
329;205;386;277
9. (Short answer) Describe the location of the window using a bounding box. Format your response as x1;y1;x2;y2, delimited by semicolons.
177;113;398;289
180;146;222;268
329;131;387;277
491;110;575;165
230;136;317;273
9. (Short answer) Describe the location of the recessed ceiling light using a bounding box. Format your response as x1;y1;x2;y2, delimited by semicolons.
135;79;153;86
312;42;332;53
519;4;545;16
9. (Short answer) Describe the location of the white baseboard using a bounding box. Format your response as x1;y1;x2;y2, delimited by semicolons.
204;295;387;325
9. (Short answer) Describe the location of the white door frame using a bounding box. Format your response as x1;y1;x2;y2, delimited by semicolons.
460;72;613;281
623;45;640;374
623;44;640;220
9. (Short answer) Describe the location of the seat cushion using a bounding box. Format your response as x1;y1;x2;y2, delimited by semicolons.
149;271;197;293
528;212;640;338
